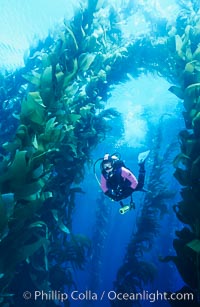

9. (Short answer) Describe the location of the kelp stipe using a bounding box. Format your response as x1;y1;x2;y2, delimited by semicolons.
111;118;178;307
87;194;111;292
161;2;200;301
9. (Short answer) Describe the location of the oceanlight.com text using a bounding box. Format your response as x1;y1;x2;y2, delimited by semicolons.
22;289;194;303
107;290;193;303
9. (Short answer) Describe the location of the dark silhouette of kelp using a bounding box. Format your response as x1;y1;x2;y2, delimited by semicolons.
88;194;111;292
111;117;178;306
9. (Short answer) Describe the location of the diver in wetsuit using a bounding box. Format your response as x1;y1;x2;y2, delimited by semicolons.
100;151;150;213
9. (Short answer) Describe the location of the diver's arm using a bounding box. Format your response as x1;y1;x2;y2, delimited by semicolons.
121;167;138;190
101;175;118;200
105;190;118;200
111;168;137;201
101;174;108;193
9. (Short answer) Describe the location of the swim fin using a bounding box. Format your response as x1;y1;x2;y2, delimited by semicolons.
138;150;150;165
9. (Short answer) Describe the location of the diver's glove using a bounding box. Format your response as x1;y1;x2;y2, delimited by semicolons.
105;189;118;201
115;187;135;201
105;187;135;201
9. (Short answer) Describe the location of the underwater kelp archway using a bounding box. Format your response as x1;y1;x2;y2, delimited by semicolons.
79;0;200;304
0;0;200;305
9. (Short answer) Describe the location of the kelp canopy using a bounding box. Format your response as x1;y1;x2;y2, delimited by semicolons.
0;0;200;305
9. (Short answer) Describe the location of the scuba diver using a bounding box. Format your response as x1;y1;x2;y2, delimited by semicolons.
94;151;150;214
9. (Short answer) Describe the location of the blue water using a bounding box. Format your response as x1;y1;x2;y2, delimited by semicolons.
0;0;75;70
0;0;189;306
70;75;185;307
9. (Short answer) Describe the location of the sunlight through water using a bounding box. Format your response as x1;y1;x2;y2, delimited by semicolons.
0;0;179;71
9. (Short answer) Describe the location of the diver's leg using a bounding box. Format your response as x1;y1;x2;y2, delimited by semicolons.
135;150;150;191
130;194;135;209
120;201;124;207
135;163;145;190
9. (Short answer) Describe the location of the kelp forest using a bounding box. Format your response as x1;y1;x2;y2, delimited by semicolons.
0;0;200;306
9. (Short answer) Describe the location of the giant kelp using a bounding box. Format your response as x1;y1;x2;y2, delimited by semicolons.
102;1;200;304
1;0;169;303
160;1;200;301
88;194;111;292
111;116;178;307
0;1;123;304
